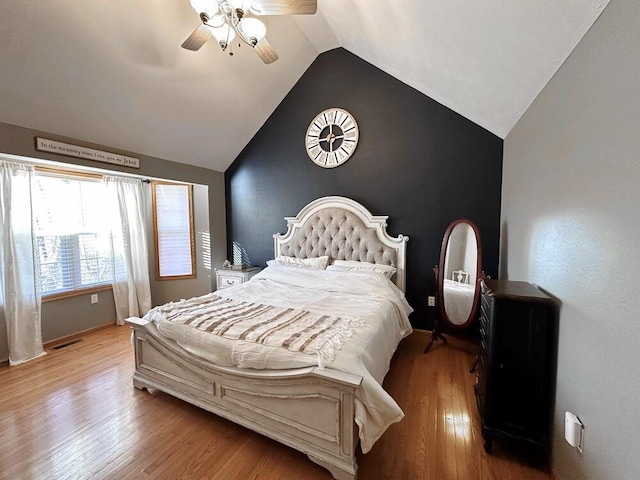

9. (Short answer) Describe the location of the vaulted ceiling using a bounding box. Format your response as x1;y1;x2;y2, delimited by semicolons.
0;1;609;172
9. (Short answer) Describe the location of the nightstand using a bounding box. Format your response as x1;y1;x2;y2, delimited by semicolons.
215;267;262;290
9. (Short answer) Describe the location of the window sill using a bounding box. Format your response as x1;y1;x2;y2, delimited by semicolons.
42;284;113;303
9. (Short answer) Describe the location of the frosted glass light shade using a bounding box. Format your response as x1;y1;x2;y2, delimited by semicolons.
207;12;226;28
240;18;266;40
228;0;252;12
210;23;236;45
189;0;219;16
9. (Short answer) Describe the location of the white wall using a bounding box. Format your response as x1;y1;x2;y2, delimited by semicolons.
501;0;640;478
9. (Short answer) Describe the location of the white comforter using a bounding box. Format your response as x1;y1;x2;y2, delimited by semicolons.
146;264;413;453
442;279;476;325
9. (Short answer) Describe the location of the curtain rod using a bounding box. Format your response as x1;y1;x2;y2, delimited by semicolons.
0;152;191;186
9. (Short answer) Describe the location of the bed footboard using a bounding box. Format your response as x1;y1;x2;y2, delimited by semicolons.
126;317;362;480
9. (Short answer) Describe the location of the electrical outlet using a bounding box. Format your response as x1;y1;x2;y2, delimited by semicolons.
428;296;436;307
90;294;98;304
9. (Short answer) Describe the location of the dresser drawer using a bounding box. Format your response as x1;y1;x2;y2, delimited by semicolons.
215;267;262;291
480;307;489;331
481;294;491;311
217;275;242;289
479;324;487;342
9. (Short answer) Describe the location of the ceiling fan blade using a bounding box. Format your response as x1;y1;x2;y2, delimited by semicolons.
181;24;212;51
251;0;317;15
254;38;279;64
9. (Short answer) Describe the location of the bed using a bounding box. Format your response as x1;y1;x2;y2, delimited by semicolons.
442;278;476;325
126;196;411;480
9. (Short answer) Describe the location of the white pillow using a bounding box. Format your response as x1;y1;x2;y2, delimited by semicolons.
328;260;397;279
267;255;329;270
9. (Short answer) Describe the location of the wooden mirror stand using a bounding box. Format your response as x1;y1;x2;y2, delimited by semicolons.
424;219;484;357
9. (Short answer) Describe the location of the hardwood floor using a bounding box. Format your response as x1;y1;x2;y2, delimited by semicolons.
0;326;553;480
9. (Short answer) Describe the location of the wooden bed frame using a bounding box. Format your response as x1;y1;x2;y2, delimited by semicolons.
126;196;408;480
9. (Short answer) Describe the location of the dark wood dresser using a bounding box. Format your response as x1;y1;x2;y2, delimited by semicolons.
476;279;556;457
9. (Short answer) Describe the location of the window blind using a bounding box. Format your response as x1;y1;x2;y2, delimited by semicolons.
152;182;195;279
32;173;114;295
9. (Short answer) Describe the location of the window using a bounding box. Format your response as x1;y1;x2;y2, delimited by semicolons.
151;182;196;279
32;172;114;297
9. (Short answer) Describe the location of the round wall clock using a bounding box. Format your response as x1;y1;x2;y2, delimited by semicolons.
305;108;359;168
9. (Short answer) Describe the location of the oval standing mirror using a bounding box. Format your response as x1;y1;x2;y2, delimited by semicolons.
424;218;483;354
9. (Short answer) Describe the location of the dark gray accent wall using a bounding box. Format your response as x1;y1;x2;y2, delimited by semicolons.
225;48;503;328
0;121;226;360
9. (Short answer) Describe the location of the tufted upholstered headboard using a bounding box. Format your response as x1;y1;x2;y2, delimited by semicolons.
273;196;409;292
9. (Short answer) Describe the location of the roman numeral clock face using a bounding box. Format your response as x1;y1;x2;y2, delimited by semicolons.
305;108;359;168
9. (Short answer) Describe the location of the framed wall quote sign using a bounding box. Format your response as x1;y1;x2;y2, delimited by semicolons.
35;137;140;169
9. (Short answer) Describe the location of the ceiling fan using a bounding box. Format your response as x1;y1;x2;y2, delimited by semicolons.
182;0;317;64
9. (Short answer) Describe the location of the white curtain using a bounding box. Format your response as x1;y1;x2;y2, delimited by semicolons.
105;176;152;325
0;161;45;365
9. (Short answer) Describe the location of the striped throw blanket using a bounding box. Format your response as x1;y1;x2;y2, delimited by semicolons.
157;294;363;369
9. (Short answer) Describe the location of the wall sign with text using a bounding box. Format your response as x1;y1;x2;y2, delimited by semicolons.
35;137;140;169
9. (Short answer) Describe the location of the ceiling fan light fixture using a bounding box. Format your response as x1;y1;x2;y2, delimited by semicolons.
228;0;253;14
207;12;227;28
210;23;236;49
239;18;266;42
189;0;219;16
181;0;318;63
